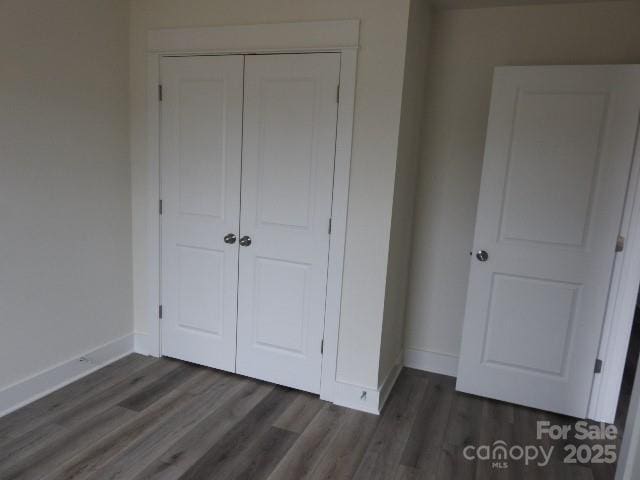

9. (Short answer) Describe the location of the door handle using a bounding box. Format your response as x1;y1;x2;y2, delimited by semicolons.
224;233;237;244
476;250;489;262
239;235;252;247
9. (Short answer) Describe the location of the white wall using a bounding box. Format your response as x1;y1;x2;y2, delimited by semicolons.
379;0;432;385
130;0;412;389
405;0;640;365
0;0;132;389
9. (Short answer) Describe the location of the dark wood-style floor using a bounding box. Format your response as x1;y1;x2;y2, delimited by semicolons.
0;354;619;479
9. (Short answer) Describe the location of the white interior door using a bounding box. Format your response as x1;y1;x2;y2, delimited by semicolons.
160;55;243;372
236;53;340;393
457;65;640;418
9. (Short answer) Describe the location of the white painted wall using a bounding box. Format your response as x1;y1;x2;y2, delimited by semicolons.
130;0;412;389
379;0;432;385
405;0;640;366
0;0;132;389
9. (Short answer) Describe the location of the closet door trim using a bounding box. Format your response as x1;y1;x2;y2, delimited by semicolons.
143;21;363;410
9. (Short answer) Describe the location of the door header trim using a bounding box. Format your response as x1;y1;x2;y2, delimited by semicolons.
148;20;360;54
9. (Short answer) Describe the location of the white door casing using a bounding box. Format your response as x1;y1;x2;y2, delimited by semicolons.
160;55;244;372
457;66;640;418
236;53;341;393
143;21;359;407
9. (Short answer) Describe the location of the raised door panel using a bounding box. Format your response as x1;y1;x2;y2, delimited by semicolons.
482;274;580;376
253;258;309;354
256;78;316;229
177;247;225;336
499;91;607;248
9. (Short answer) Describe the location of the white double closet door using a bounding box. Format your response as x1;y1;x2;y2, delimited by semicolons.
160;53;340;394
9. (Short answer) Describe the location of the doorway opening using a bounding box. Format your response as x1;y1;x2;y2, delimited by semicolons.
616;292;640;433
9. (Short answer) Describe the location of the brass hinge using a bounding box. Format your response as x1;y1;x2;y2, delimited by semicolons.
159;199;163;215
159;305;163;319
158;84;163;102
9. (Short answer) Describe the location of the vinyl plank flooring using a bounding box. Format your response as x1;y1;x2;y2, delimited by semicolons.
306;409;378;480
51;359;181;429
177;386;297;480
83;372;248;480
225;426;298;480
393;464;434;480
483;397;515;425
512;405;559;480
0;356;623;480
0;358;182;473
0;422;64;467
443;391;485;448
268;404;347;480
400;373;455;474
0;354;155;442
273;392;324;434
438;442;477;480
474;400;515;480
44;369;223;480
116;361;202;412
590;463;618;480
133;379;273;480
0;405;137;480
436;392;485;480
352;372;429;480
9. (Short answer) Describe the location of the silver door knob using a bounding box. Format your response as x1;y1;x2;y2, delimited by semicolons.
476;250;489;262
224;233;236;244
239;235;252;247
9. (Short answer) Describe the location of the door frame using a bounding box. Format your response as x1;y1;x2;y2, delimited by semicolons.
141;20;359;405
588;114;640;423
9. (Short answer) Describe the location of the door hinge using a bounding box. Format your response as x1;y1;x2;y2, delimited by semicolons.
594;358;603;374
336;85;340;103
159;305;163;319
159;199;163;215
158;84;163;102
616;235;625;253
328;218;332;235
321;339;324;354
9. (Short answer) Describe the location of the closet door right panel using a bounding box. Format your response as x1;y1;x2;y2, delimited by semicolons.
237;53;340;393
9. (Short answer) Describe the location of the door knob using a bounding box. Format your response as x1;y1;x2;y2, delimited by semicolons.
239;235;252;247
476;250;489;262
224;233;237;244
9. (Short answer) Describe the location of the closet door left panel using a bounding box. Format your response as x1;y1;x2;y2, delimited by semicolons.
160;56;244;372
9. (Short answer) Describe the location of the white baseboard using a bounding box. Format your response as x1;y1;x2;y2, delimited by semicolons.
404;348;458;377
331;380;381;414
133;332;150;356
133;331;160;357
377;350;404;412
0;332;427;418
331;350;404;415
0;334;134;417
